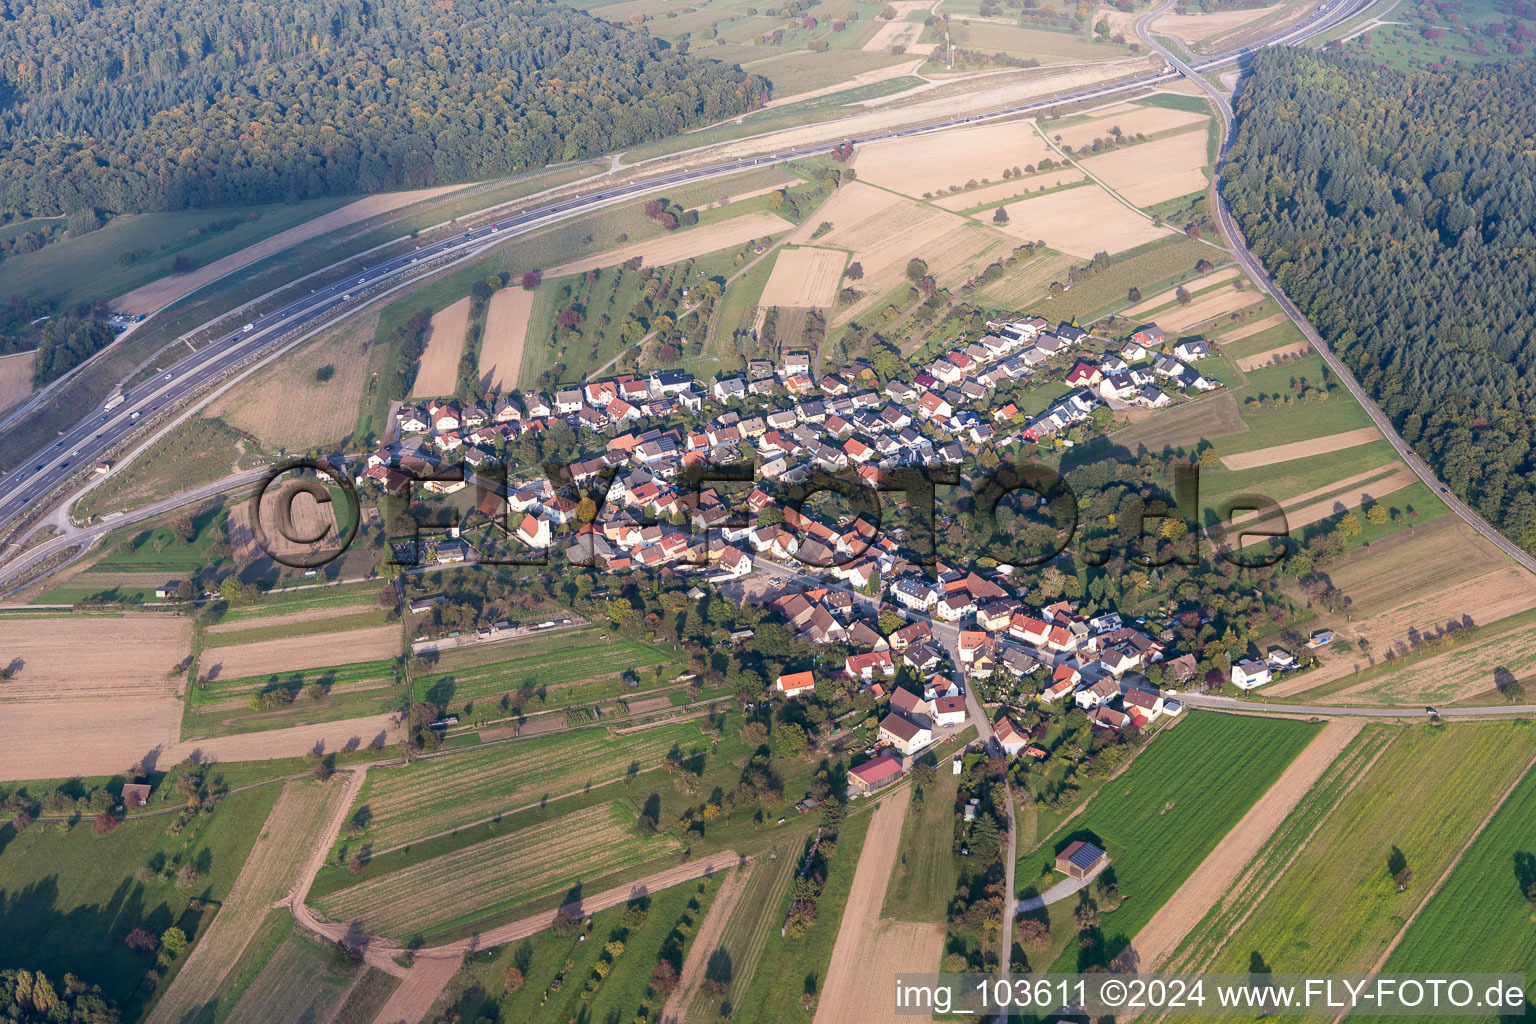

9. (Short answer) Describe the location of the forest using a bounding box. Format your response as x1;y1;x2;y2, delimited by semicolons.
1224;49;1536;554
0;0;770;217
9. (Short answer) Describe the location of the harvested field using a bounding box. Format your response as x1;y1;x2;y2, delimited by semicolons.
660;861;756;1023
1154;3;1282;42
933;168;1086;210
1148;284;1263;331
478;287;535;391
862;17;925;51
1128;720;1362;970
0;349;32;415
544;212;791;276
411;296;471;399
112;185;467;315
758;246;847;307
1217;311;1289;341
1080;128;1211;206
146;778;353;1024
814;788;941;1024
1219;426;1381;471
244;476;343;561
1049;103;1208;151
206;602;382;634
802;182;961;270
0;613;190;780
852;122;1054;198
1124;266;1242;316
209;312;379;449
173;714;399;764
313;802;682;939
1235;340;1311;370
996;185;1173;257
203;624;400;680
1110;393;1249;453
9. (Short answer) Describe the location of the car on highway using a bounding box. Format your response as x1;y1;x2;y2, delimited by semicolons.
243;323;254;331
130;411;140;420
164;372;172;379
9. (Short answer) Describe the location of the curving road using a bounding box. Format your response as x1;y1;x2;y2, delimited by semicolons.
1135;1;1536;576
0;0;1373;547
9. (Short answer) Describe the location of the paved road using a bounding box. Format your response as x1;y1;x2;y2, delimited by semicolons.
1015;861;1108;915
1135;2;1536;577
0;0;1371;547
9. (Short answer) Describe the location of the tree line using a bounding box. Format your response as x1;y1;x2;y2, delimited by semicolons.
1225;49;1536;554
0;0;770;217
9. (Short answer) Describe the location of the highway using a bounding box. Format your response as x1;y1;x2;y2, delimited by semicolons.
0;0;1372;544
1136;2;1536;576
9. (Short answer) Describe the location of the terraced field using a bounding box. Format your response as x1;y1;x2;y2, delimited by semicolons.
345;721;714;852
314;802;680;940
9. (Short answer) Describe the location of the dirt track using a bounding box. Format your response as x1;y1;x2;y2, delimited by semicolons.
1127;720;1361;970
814;788;941;1024
660;861;756;1024
148;777;356;1024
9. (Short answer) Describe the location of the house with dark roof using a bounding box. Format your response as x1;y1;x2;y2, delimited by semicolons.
1055;840;1108;880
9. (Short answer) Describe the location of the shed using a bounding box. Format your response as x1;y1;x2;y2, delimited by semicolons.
121;783;152;809
1055;840;1108;880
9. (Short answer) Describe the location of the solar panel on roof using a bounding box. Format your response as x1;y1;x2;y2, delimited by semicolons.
1069;843;1106;871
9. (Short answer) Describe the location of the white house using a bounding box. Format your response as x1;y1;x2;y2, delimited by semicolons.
1231;659;1273;690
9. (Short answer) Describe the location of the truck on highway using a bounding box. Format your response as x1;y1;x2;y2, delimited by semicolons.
103;393;125;410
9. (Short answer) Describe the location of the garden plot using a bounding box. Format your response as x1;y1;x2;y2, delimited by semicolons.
411;296;471;399
758;246;848;307
995;185;1173;257
313;801;681;939
852;122;1054;198
1079;128;1212;206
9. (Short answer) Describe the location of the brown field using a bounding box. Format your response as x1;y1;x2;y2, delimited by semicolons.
995;185;1173;257
0;350;32;416
202;624;400;681
660;861;756;1023
838;221;1015;327
179;714;400;762
0;614;191;778
1111;393;1249;453
313;802;682;939
206;602;382;634
147;778;354;1024
112;185;468;315
1154;3;1282;42
765;60;921;108
862;17;925;51
411;296;471;399
1320;611;1536;706
1216;311;1289;341
852;122;1054;198
544;212;791;277
1080;128;1211;207
1129;720;1362;970
1124;267;1242;317
210;312;380;449
758;246;848;307
1049;103;1209;151
1235;340;1312;370
814;788;943;1024
478;287;535;391
933;168;1086;210
238;476;343;562
1231;464;1417;539
1149;284;1264;332
1219;426;1381;471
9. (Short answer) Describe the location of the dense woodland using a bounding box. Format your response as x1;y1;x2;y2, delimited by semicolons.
0;0;769;216
1226;49;1536;554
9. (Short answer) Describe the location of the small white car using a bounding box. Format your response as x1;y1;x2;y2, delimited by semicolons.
243;323;254;332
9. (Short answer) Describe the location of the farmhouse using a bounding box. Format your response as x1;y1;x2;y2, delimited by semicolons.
847;754;903;796
1055;840;1108;880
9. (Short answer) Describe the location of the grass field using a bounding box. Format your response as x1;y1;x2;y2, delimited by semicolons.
191;911;383;1024
314;801;683;940
74;416;262;520
0;784;280;1015
336;720;718;854
428;869;724;1024
0;198;348;311
1025;711;1322;971
183;656;403;739
1006;237;1215;322
688;837;806;1019
1204;721;1536;977
1380;762;1536;1021
881;738;970;922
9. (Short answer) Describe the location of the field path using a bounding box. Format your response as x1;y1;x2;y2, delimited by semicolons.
1127;720;1362;970
147;777;359;1024
659;861;756;1024
366;850;743;1024
812;788;914;1024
